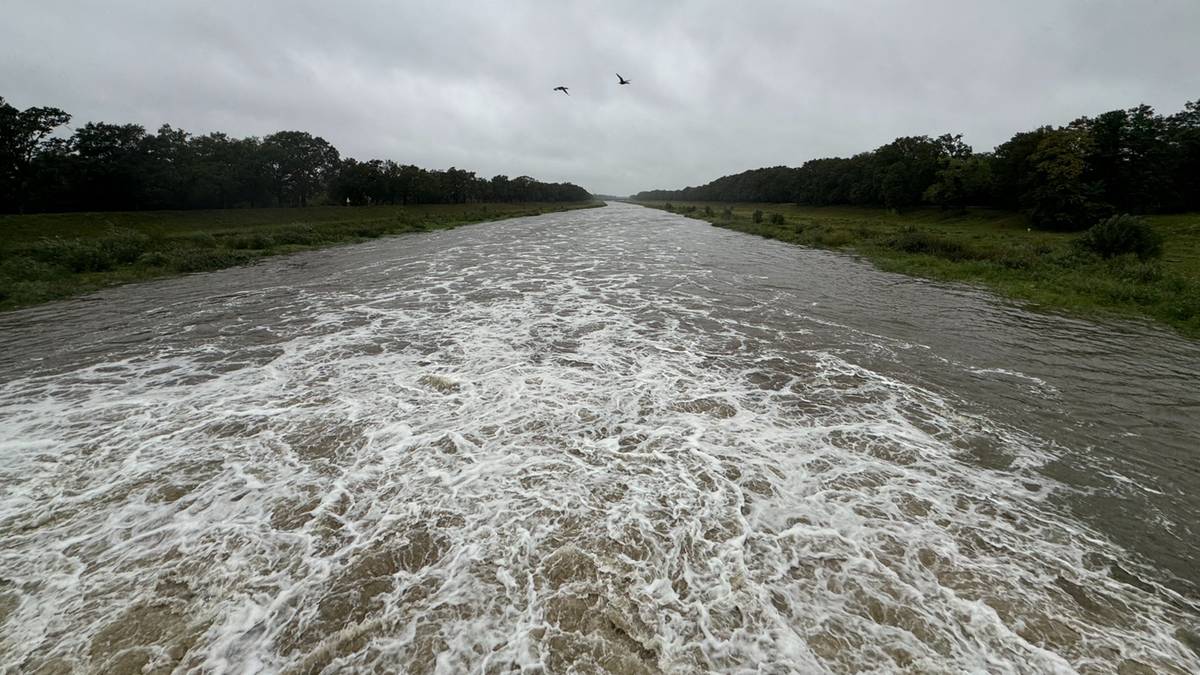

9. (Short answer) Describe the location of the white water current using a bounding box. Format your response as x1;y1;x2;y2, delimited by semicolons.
1;203;1198;673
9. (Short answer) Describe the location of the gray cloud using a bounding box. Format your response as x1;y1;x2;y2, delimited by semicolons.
3;0;1198;195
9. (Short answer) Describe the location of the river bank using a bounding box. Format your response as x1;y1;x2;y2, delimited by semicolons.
637;202;1200;339
0;201;602;310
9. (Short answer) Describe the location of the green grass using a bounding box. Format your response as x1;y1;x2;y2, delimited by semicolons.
640;202;1200;339
0;202;602;310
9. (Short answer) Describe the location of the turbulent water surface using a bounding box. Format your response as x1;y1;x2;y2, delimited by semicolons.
1;203;1199;673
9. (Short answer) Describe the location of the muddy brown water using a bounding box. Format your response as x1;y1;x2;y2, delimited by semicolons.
1;203;1198;673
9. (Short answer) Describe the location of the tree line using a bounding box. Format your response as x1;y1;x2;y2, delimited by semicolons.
0;96;591;214
634;100;1200;230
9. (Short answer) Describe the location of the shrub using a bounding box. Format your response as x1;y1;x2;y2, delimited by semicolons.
353;225;386;238
664;202;674;211
100;228;150;264
768;213;786;226
1075;214;1163;260
184;232;218;248
752;210;763;224
0;255;60;281
166;249;245;273
997;243;1056;270
1108;256;1163;283
703;206;714;216
226;232;277;250
34;238;114;273
722;207;733;220
137;251;171;268
272;224;322;245
821;230;854;247
887;227;977;261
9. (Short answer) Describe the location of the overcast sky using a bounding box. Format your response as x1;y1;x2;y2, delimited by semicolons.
3;1;1198;196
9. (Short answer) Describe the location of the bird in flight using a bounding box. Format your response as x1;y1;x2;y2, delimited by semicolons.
553;86;569;95
616;73;631;85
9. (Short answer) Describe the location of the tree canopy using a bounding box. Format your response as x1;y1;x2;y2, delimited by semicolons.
635;99;1200;230
0;96;591;214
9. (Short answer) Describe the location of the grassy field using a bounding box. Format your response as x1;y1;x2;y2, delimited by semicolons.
0;202;601;310
638;202;1200;339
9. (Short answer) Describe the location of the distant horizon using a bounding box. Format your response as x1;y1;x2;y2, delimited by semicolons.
6;90;1194;199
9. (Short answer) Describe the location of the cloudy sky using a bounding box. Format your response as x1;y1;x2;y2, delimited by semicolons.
3;1;1198;196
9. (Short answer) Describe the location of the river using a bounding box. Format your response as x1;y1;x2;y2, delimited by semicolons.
1;202;1198;673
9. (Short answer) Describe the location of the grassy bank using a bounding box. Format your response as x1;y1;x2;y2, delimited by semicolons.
0;201;602;310
639;202;1200;339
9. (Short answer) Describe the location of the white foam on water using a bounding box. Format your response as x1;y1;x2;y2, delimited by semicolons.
1;206;1197;673
967;367;1056;393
